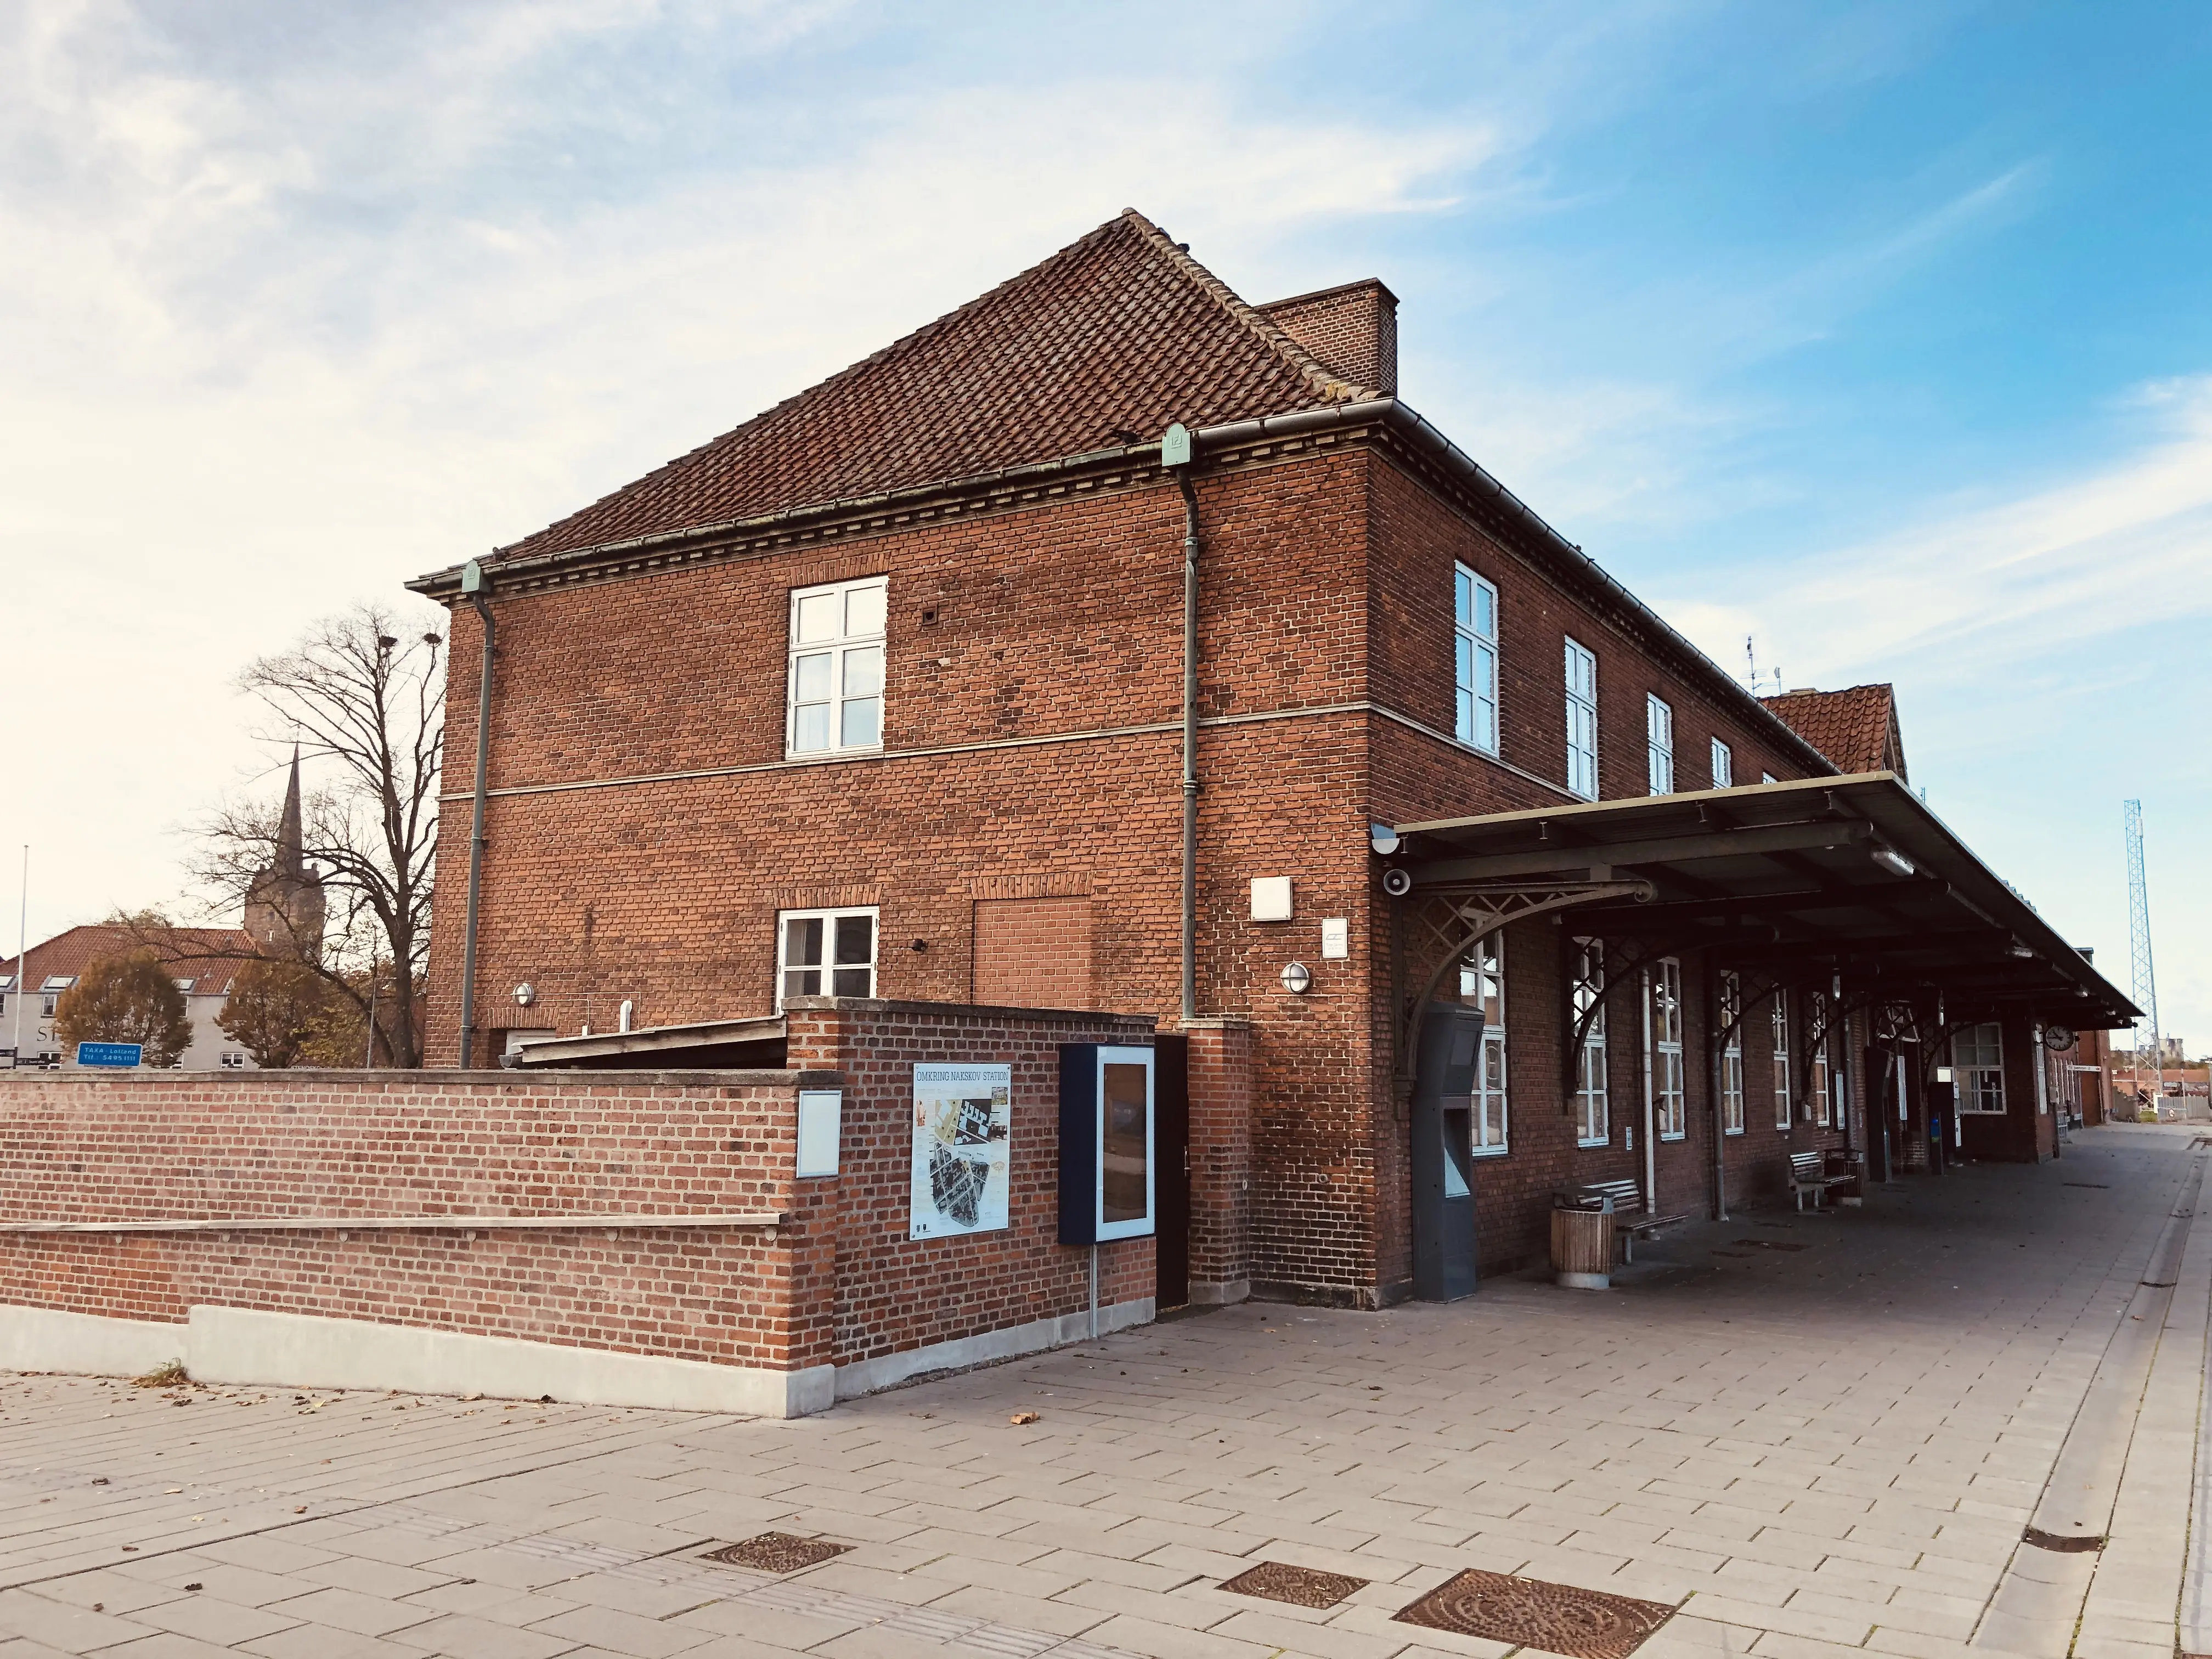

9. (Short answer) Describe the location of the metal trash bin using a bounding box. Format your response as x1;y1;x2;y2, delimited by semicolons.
1551;1203;1613;1290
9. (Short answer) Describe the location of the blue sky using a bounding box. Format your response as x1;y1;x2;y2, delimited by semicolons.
3;1;2207;1046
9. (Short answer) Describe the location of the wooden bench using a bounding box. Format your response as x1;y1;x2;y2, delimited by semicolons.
1555;1179;1692;1263
1788;1150;1856;1211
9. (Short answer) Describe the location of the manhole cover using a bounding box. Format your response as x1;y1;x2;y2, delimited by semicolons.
1733;1239;1806;1251
702;1533;851;1573
1395;1569;1674;1658
1220;1561;1367;1608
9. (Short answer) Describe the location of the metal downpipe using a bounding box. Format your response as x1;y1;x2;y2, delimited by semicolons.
456;581;495;1070
1176;469;1200;1024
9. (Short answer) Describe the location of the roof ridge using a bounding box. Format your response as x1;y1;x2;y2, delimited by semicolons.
1114;208;1380;405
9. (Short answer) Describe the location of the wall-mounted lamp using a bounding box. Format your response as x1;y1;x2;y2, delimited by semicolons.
513;983;536;1007
1279;962;1312;995
2008;941;2036;960
1370;823;1401;856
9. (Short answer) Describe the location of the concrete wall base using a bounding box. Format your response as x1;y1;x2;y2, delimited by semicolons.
0;1303;836;1419
834;1295;1154;1399
1187;1279;1249;1307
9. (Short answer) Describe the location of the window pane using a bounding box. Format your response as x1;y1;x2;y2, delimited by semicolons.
833;914;873;966
783;967;821;999
1101;1062;1149;1224
840;696;881;748
1455;689;1475;745
842;644;883;698
1476;583;1496;639
795;592;838;643
1454;567;1472;626
844;582;886;638
1455;633;1474;691
793;652;833;700
793;703;831;751
830;966;871;997
785;917;823;967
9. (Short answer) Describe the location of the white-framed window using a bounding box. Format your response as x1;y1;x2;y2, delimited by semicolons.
219;1051;246;1070
1646;695;1675;795
40;995;57;1018
1652;959;1685;1138
1572;938;1609;1146
1454;565;1500;754
1720;971;1745;1135
1956;1023;2006;1113
776;907;878;1006
1458;932;1508;1154
1711;737;1733;789
1771;994;1792;1130
1564;639;1599;799
1807;991;1832;1125
786;576;887;757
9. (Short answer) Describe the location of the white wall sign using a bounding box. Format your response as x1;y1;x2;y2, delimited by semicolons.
1321;918;1349;959
911;1063;1012;1239
795;1090;842;1178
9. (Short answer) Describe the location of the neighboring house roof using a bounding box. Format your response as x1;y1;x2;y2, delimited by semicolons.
496;208;1376;563
4;925;265;998
1759;684;1908;781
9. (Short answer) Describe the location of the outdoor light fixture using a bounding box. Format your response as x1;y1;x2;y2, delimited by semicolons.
2008;941;2036;960
1370;823;1401;856
513;983;535;1007
1869;845;1915;878
1279;961;1313;995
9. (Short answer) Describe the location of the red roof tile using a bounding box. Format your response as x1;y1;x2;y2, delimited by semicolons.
498;209;1375;562
4;925;264;997
1759;685;1906;781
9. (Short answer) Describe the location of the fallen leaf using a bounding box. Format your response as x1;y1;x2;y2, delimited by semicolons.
1009;1411;1041;1426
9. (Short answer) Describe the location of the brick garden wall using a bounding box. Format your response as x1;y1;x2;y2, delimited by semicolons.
0;998;1162;1391
0;1069;817;1368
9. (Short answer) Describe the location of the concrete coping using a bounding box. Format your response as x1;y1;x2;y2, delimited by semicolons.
781;995;1156;1028
0;1211;789;1235
0;1068;837;1087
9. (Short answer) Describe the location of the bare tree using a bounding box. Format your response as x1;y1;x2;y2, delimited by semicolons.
190;603;444;1066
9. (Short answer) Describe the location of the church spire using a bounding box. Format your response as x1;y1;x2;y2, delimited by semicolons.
276;746;304;877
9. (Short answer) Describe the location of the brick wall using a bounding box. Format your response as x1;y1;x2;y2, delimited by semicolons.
0;1069;815;1368
1257;281;1398;395
973;896;1093;1009
0;998;1161;1391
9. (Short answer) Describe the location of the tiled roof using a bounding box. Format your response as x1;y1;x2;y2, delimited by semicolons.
1759;684;1906;781
5;925;264;997
498;209;1375;562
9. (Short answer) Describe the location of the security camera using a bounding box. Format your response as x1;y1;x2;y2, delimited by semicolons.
1381;868;1413;898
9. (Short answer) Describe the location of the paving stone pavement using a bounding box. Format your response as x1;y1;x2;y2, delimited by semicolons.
0;1122;2203;1659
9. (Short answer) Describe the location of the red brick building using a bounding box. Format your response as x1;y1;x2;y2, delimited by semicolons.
410;209;2134;1310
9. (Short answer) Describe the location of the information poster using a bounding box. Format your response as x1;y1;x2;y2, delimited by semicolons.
910;1063;1012;1239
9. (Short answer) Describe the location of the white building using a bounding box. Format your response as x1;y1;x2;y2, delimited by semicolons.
1;924;261;1070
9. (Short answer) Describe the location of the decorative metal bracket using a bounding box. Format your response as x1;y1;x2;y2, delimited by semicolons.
1390;877;1651;1105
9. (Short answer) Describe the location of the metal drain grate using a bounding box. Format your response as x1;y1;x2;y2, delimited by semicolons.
1395;1568;1675;1658
702;1533;852;1573
1220;1561;1368;1609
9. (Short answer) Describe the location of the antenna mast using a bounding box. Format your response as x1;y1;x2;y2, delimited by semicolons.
2124;799;2163;1115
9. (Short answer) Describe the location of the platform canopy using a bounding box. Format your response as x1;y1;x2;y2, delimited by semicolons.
1391;772;2137;1032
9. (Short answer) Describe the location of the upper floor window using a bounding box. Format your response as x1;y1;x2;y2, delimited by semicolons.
1459;932;1508;1155
1646;696;1674;795
1956;1023;2006;1114
1711;737;1733;789
1453;565;1499;754
787;577;887;757
777;907;878;1007
1564;639;1598;799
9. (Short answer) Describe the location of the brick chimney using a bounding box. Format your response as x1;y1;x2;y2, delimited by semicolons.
1257;279;1398;396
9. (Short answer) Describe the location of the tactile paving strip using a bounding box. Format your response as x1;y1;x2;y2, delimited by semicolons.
702;1532;853;1573
1219;1560;1368;1608
1394;1568;1675;1659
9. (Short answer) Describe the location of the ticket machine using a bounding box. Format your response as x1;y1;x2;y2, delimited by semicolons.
1410;1001;1483;1301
